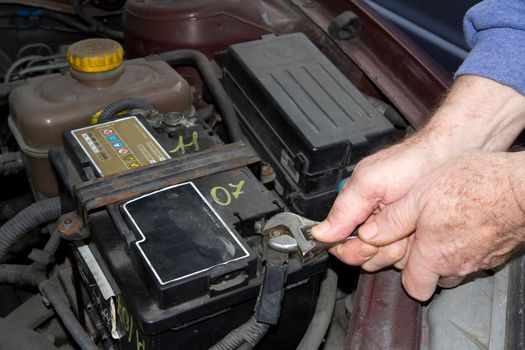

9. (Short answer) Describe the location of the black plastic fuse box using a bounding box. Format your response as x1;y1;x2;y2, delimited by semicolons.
222;33;395;219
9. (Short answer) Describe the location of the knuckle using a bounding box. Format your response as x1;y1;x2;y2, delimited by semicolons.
386;241;407;262
329;198;352;221
385;207;405;230
457;263;476;277
352;161;372;183
380;205;412;239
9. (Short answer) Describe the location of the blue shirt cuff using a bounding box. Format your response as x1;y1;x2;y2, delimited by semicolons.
455;27;525;96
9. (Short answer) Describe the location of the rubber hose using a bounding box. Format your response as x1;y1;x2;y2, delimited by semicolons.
41;9;91;32
158;50;242;143
4;55;42;83
17;43;53;59
0;194;33;222
0;197;61;261
0;264;45;286
98;98;154;122
39;280;98;350
209;316;270;350
0;264;96;349
297;269;338;350
16;61;70;79
71;0;124;40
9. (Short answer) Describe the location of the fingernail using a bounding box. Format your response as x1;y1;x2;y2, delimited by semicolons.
312;220;331;239
336;244;344;256
359;221;378;241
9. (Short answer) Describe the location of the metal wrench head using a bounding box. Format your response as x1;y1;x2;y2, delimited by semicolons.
263;212;320;259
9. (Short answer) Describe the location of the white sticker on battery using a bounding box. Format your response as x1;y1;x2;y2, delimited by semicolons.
280;150;300;183
77;244;115;300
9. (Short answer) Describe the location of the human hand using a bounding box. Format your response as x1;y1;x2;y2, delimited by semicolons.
311;132;448;265
358;152;525;301
312;75;525;267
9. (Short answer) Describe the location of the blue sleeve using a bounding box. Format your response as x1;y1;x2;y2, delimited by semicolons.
454;0;525;95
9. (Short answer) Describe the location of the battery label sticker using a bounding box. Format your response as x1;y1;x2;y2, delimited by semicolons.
122;182;250;285
71;116;171;176
280;150;300;183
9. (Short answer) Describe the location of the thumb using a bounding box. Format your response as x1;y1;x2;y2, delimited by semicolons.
312;184;376;242
358;193;419;246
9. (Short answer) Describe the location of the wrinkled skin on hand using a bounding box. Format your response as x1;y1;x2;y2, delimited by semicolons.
357;152;525;301
312;133;447;265
312;75;525;301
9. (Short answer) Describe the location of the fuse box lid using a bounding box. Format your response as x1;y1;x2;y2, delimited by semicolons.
225;33;395;176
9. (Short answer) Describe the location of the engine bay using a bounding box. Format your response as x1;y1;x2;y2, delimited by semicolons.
1;1;514;350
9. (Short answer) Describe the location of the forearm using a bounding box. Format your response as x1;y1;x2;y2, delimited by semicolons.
416;75;525;160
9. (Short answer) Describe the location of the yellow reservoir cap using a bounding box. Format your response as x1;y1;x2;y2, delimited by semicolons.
67;38;124;73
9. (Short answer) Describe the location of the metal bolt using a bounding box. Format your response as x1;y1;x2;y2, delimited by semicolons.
164;112;185;126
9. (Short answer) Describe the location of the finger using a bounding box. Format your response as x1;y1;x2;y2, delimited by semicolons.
401;243;440;301
359;193;419;246
312;183;377;242
361;238;409;272
328;238;379;265
438;276;465;289
393;235;414;270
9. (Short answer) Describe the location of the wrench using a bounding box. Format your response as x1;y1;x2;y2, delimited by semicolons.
263;212;358;261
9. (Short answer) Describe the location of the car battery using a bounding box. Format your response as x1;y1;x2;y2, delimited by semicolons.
53;113;329;349
222;33;395;219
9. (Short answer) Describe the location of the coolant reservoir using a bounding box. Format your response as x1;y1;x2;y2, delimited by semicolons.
8;38;193;197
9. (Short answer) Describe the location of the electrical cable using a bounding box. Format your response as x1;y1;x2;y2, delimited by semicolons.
16;61;69;79
70;0;124;40
16;43;53;59
4;55;42;83
296;269;338;350
0;197;61;261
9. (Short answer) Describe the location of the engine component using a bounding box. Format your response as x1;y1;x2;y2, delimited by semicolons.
71;0;124;40
8;38;193;197
222;33;395;219
0;149;23;175
0;197;61;261
50;111;328;349
95;98;154;124
123;0;274;58
156;49;243;143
